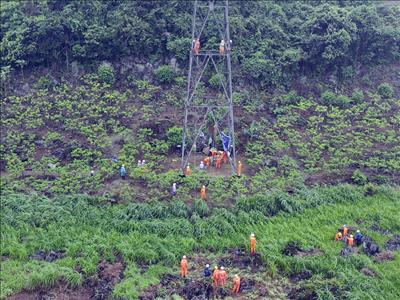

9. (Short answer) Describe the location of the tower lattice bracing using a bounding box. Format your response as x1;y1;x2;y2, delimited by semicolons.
181;0;236;174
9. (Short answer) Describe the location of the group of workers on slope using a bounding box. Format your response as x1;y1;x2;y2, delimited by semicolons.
180;233;257;294
193;38;232;55
118;159;146;180
185;158;243;176
335;224;363;247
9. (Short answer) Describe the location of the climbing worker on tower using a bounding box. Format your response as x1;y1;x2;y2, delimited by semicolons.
219;266;227;286
185;164;192;176
250;233;257;255
181;255;188;278
355;230;363;246
213;266;220;287
335;230;343;241
193;38;200;55
232;274;241;294
237;161;243;177
201;185;207;200
204;264;212;277
219;39;225;55
120;164;126;179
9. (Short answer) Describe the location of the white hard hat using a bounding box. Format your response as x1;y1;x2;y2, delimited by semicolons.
251;233;255;237
350;235;353;238
206;264;209;267
344;224;347;227
356;230;360;233
221;266;224;270
182;255;186;259
122;164;125;167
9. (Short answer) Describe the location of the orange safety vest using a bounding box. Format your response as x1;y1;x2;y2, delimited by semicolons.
200;186;206;199
335;232;342;241
343;227;349;236
219;270;227;286
213;269;220;286
348;237;354;246
233;276;240;292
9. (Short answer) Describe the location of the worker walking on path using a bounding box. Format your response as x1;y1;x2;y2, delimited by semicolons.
193;38;200;55
213;266;220;287
185;165;192;176
237;161;243;177
250;233;257;255
219;266;227;286
232;274;241;294
181;255;188;278
200;185;207;200
219;40;225;55
335;230;343;241
120;164;126;179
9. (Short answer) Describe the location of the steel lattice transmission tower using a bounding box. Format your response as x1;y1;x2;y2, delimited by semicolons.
181;0;237;174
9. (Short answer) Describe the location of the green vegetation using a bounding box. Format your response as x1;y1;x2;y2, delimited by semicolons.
1;186;399;299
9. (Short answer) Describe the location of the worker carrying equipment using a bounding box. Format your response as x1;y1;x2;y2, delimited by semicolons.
335;231;343;241
219;39;225;55
348;235;354;247
120;164;126;179
250;233;256;255
237;161;243;176
232;274;241;293
185;165;192;176
355;230;363;246
213;266;220;287
193;38;200;55
201;185;206;200
219;266;227;286
181;255;188;278
204;264;212;277
343;225;349;236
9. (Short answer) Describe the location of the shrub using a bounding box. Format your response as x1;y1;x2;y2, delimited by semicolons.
154;65;176;84
364;183;377;196
97;62;115;84
34;75;55;90
321;90;336;106
352;170;368;185
166;126;183;150
377;83;394;99
208;74;224;88
282;90;300;105
351;89;364;103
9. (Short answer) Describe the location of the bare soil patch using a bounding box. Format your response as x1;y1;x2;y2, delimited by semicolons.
385;234;400;251
6;259;125;300
283;242;324;257
374;251;395;262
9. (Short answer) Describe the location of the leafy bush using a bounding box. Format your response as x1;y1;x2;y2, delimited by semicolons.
166;126;183;150
321;90;336;106
97;62;115;84
351;89;364;103
208;74;224;88
377;83;394;99
352;170;368;185
154;65;176;84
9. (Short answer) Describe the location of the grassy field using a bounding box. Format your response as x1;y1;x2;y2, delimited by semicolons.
1;185;399;299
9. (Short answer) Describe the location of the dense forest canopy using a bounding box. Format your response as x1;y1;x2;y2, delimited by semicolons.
1;0;399;87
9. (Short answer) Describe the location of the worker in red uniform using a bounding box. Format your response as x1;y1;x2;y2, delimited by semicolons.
250;233;256;255
219;266;227;286
194;38;200;55
343;224;349;236
204;156;211;167
213;266;220;287
185;165;192;176
232;274;241;293
237;161;243;176
200;185;206;200
347;235;354;247
181;255;188;278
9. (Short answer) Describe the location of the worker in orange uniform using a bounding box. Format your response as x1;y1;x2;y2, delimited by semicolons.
204;156;211;167
213;266;220;287
219;266;227;286
200;185;206;200
223;151;228;164
194;38;200;55
343;224;349;236
219;39;225;55
347;235;354;247
335;230;343;241
216;155;223;169
250;233;256;255
181;255;188;278
237;161;243;176
232;274;241;294
185;165;192;176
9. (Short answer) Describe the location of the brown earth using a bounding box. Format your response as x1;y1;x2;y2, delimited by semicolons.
6;259;125;300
